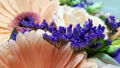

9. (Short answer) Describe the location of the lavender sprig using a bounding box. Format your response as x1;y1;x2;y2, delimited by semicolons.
10;17;113;58
43;19;111;56
104;16;120;35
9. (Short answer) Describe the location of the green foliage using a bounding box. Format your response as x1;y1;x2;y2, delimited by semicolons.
87;2;104;14
60;0;81;6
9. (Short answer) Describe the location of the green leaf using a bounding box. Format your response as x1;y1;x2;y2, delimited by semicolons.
59;0;71;5
104;37;120;54
106;45;120;54
99;15;106;20
98;46;109;52
59;0;81;6
112;37;120;45
94;53;120;66
87;2;104;14
86;47;95;57
69;0;81;6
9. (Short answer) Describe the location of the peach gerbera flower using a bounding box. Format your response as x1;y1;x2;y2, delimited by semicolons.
0;29;87;68
0;0;59;44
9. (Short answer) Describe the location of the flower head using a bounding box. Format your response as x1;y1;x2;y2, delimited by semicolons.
0;0;59;43
105;16;120;35
70;19;106;52
42;19;109;53
0;29;87;68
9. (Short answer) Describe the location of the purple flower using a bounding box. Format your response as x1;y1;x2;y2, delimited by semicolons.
47;22;57;33
20;16;35;28
104;16;120;35
111;48;120;63
42;19;107;52
39;20;48;30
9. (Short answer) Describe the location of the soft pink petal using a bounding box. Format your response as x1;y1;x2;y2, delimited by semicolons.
65;52;85;68
51;44;73;68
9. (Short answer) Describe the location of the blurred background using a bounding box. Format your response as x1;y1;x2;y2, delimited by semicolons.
90;0;120;19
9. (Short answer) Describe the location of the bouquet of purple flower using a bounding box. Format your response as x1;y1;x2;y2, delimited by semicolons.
0;0;120;68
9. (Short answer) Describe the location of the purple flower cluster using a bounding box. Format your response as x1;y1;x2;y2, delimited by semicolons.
70;19;105;52
11;16;112;53
11;16;53;40
43;19;111;52
43;24;70;48
19;16;50;30
20;16;35;28
105;16;120;35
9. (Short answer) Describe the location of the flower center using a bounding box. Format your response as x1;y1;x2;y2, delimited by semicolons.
9;12;40;32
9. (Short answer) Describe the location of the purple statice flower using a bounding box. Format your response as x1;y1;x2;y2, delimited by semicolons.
42;19;110;52
70;19;105;52
104;16;120;35
111;48;120;63
22;28;32;34
39;20;49;30
43;25;69;48
20;16;36;28
47;22;57;33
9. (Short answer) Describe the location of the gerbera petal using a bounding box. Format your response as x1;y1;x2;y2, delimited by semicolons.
8;40;26;68
32;0;43;13
0;28;10;33
65;52;85;68
15;0;30;12
31;0;59;23
15;33;37;68
0;14;11;24
7;55;24;68
35;36;54;68
35;30;45;46
25;31;36;44
0;34;11;44
7;0;21;13
0;3;14;20
41;0;59;23
51;44;73;68
27;30;53;68
0;0;17;16
0;22;9;29
0;43;9;68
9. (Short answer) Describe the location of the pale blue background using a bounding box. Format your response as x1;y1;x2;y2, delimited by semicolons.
89;0;120;19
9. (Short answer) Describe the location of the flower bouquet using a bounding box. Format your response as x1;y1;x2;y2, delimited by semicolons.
0;0;120;68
